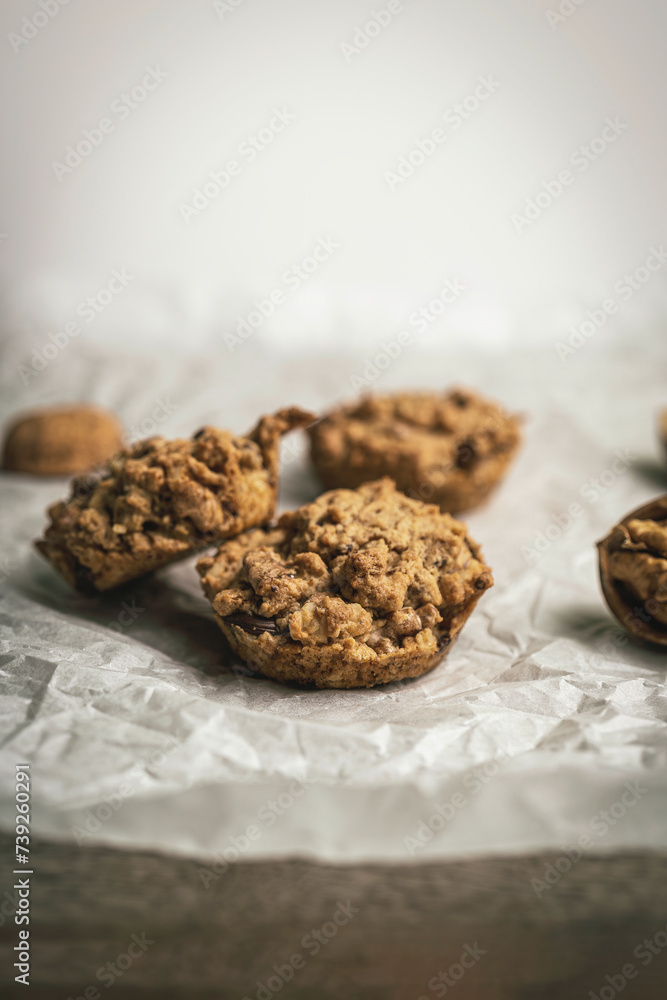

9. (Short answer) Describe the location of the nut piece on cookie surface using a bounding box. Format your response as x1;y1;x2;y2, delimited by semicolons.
197;477;493;689
36;406;314;593
597;496;667;647
308;387;522;513
2;404;124;476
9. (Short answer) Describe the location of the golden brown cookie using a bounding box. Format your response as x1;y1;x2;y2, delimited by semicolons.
36;407;313;592
197;478;493;688
2;404;124;476
308;388;521;513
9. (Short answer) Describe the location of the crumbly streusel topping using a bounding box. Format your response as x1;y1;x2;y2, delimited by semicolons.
37;407;313;591
198;478;492;653
309;388;520;478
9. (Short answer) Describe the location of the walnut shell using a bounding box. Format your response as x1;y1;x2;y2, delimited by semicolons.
2;404;124;476
597;496;667;647
660;409;667;460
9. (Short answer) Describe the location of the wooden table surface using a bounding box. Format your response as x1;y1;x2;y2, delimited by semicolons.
1;833;666;999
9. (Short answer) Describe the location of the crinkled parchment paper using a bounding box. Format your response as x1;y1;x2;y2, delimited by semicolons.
1;342;666;863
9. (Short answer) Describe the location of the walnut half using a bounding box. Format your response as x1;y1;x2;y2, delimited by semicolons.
597;496;667;647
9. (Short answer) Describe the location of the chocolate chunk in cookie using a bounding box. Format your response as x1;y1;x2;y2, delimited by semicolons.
3;404;123;476
308;388;521;513
197;477;493;688
36;407;313;592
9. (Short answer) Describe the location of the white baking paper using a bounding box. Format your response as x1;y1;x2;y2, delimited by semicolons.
1;338;666;864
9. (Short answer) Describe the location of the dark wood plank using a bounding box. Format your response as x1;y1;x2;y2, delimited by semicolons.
1;834;666;999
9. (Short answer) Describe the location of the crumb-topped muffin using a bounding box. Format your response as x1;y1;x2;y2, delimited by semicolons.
197;478;493;688
36;407;313;592
308;388;521;513
2;404;123;476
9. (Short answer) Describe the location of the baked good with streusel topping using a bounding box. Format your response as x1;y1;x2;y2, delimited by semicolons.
308;388;521;513
36;407;313;592
197;478;493;688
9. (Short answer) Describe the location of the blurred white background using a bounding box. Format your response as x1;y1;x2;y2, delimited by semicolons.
0;0;666;367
